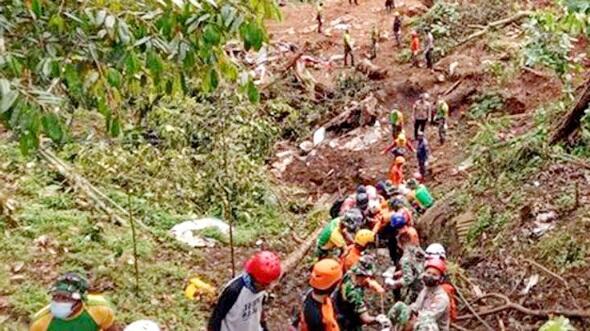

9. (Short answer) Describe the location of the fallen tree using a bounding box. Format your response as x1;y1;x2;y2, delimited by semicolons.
457;11;533;47
39;148;151;233
356;59;388;80
549;75;590;144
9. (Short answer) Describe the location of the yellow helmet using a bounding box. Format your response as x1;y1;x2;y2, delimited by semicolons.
355;229;375;247
396;132;407;145
395;156;406;165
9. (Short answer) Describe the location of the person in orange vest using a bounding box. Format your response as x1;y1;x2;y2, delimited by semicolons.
425;244;458;323
341;230;375;272
387;258;451;331
388;156;406;186
410;30;420;67
296;258;343;331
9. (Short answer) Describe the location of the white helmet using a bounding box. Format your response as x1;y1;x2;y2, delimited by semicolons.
425;243;446;259
365;185;378;200
124;320;160;331
368;199;380;214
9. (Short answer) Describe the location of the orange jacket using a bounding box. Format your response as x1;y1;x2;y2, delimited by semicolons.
411;36;420;53
341;245;362;272
389;164;404;186
442;282;458;321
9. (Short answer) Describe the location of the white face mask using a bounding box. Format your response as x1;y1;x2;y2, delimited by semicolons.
50;301;75;319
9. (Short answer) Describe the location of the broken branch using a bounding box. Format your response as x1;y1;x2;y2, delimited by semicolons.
457;11;532;47
458;292;590;320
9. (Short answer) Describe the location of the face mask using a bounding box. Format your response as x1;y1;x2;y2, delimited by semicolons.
50;301;75;319
422;274;440;287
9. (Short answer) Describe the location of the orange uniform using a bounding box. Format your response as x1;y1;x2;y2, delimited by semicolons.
389;163;404;186
341;244;362;272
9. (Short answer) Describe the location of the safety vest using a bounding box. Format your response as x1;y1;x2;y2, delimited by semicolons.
299;291;340;331
441;282;458;321
341;245;362;272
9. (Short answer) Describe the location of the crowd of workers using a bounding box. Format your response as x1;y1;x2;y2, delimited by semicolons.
26;2;455;331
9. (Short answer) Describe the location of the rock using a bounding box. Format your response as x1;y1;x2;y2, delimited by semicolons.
271;154;294;176
532;222;555;237
436;74;446;82
299;141;314;153
535;211;558;223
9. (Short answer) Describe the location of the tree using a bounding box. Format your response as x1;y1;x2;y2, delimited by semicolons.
522;0;589;143
0;0;279;154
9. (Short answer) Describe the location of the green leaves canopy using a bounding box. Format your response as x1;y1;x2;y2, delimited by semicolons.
0;0;280;154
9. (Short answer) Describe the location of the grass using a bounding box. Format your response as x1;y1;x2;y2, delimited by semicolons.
536;230;587;271
0;137;307;330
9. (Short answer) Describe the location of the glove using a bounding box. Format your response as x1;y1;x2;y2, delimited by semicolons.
382;266;396;279
376;314;392;328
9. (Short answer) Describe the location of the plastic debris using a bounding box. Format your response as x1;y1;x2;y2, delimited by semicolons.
313;127;326;146
170;217;229;248
124;320;160;331
185;277;216;300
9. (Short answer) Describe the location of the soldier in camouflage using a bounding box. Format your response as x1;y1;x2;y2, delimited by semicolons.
334;255;388;331
386;226;425;304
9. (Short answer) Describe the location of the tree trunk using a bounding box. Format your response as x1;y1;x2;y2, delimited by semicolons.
549;76;590;144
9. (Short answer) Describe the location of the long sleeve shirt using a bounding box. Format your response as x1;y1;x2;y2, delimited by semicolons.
410;286;450;331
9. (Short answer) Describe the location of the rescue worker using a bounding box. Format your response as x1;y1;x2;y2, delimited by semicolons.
425;244;458;323
388;156;406;187
434;97;449;145
389;197;413;227
406;179;434;212
341;230;375;272
316;2;324;34
416;131;429;179
367;200;385;234
343;30;355;66
388;258;450;331
208;251;281;331
349;0;359;7
317;209;363;259
412;94;433;140
393;12;402;46
376;180;396;202
385;0;394;12
389;107;404;139
298;258;343;331
370;26;378;60
383;130;415;158
385;226;424;304
410;31;420;67
334;255;388;330
424;29;435;70
385;212;407;266
30;272;117;331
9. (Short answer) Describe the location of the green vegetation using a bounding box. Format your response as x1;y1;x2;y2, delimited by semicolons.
536;231;587;271
0;0;280;153
468;92;505;119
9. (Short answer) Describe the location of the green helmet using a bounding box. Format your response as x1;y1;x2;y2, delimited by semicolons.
352;254;376;277
51;272;89;301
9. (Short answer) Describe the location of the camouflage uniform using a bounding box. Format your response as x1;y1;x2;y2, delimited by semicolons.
334;255;375;331
395;245;425;304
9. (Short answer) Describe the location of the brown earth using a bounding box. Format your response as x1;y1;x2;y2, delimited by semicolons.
261;0;590;329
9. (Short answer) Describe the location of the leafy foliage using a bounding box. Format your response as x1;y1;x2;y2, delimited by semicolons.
0;0;280;154
539;316;575;331
523;2;589;78
469;92;504;118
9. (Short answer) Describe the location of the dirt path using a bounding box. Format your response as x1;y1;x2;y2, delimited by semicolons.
264;0;470;328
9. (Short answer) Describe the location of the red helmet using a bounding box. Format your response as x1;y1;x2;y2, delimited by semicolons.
425;257;447;275
245;251;282;285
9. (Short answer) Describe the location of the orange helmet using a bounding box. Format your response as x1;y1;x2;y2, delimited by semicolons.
398;226;419;245
309;258;343;290
395;156;406;165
